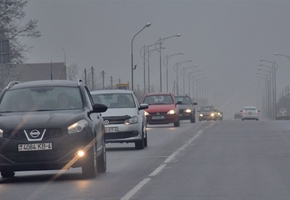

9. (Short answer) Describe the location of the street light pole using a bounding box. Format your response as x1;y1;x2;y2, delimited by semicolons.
260;60;278;119
186;70;202;98
131;22;151;91
173;60;192;95
155;34;181;92
180;65;197;95
163;52;183;92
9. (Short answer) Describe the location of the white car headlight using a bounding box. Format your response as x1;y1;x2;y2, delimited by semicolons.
144;111;149;116
68;119;88;134
185;109;192;113
199;114;203;117
211;113;215;117
124;116;138;125
167;110;176;115
0;129;3;137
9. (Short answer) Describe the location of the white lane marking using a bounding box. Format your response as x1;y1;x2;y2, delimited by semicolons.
149;164;166;177
120;128;206;200
120;178;151;200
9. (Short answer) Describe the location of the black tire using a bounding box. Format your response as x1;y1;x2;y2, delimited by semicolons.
1;170;15;178
97;137;107;173
144;125;148;147
174;119;180;127
190;114;195;123
82;147;97;179
135;131;145;150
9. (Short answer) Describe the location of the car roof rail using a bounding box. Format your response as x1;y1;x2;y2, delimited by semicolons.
5;81;20;89
77;79;83;86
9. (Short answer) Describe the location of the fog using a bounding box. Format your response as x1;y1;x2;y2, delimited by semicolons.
21;0;290;119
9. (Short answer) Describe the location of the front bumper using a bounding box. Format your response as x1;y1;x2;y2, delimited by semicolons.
104;123;142;143
146;114;178;125
0;131;95;172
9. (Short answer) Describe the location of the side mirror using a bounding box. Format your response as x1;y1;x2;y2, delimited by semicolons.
193;102;197;105
92;103;108;113
176;101;182;105
139;103;149;110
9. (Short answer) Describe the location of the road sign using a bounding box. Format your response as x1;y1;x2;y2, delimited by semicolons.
116;84;129;90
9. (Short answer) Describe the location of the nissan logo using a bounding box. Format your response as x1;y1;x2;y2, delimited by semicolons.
104;120;110;125
30;129;41;138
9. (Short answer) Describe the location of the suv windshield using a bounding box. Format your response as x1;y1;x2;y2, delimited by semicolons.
175;96;192;104
0;86;83;112
200;106;215;112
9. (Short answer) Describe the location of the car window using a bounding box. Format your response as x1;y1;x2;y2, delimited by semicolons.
200;106;214;111
144;95;173;105
0;86;83;112
91;93;135;108
175;96;191;104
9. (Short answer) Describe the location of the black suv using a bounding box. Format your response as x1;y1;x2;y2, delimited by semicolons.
174;95;197;123
0;80;107;179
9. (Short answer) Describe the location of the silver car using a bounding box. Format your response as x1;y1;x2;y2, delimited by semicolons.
90;90;148;150
241;106;260;121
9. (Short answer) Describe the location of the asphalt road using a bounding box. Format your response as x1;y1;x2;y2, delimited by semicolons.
2;119;290;200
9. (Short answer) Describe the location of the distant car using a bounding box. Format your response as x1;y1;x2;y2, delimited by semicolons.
174;95;197;123
90;89;148;150
198;105;217;121
0;80;108;179
215;109;223;120
240;106;260;121
142;92;181;127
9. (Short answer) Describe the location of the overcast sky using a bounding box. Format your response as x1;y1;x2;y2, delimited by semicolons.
21;0;290;119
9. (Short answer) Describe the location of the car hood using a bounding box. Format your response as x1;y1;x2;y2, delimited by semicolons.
146;104;177;113
0;110;84;130
101;108;137;117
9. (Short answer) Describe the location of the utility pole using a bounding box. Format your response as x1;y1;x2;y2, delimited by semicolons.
101;71;105;89
84;68;87;86
110;76;113;89
91;66;94;90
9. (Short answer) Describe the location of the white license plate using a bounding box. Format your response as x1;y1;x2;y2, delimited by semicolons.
18;143;52;152
152;116;165;119
105;127;118;133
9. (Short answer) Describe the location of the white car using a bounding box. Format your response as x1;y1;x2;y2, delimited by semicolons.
90;90;148;149
241;106;260;121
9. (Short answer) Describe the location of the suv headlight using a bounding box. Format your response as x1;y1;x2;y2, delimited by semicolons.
124;116;138;125
210;113;215;117
68;119;88;134
185;109;192;113
167;110;176;115
144;111;149;116
199;114;203;117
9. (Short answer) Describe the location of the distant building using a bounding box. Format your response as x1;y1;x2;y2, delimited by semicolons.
1;62;66;89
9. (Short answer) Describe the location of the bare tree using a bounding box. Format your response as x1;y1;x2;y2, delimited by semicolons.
67;63;79;81
0;0;41;63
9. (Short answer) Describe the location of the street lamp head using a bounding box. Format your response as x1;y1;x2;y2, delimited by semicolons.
180;52;184;55
146;22;151;27
176;34;181;37
275;53;279;56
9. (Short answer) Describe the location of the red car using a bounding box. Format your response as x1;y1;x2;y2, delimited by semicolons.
142;92;181;127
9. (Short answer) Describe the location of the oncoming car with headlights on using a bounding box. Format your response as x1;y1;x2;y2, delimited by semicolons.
142;92;181;127
90;90;148;150
174;95;197;123
0;80;108;179
198;105;217;121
